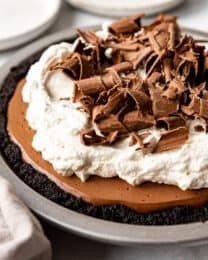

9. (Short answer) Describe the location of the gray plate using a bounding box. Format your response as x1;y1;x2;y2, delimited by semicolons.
1;27;208;247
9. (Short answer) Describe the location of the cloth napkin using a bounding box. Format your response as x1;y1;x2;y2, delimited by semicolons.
0;176;52;260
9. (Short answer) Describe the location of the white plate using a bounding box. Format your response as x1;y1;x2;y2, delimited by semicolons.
0;0;61;51
66;0;184;17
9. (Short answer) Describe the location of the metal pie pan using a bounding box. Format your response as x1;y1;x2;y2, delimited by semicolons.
1;27;208;247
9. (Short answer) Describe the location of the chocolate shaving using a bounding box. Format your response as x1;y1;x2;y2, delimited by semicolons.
109;13;143;35
106;62;133;73
123;111;154;131
163;58;172;83
54;13;208;152
93;91;127;122
102;70;122;89
132;47;153;69
127;90;152;113
76;29;100;45
50;52;96;80
157;116;185;130
79;95;94;114
76;76;105;96
96;115;127;134
150;87;179;117
200;99;208;118
129;132;144;147
80;128;119;146
154;127;188;153
80;129;106;146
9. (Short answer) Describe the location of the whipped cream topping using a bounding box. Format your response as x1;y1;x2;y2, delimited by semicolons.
22;38;208;191
22;10;208;190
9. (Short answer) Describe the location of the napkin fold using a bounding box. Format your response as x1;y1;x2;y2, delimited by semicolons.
0;176;52;260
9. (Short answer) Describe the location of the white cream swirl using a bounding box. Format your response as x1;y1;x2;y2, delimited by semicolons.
22;41;208;191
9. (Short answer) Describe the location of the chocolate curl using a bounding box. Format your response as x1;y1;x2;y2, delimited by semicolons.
154;127;188;153
148;28;170;54
93;43;102;73
129;132;143;147
163;58;172;83
80;128;119;146
129;131;150;146
169;78;187;94
181;95;200;116
162;85;177;100
76;76;105;96
157;116;185;130
203;90;208;99
149;86;179;117
79;95;94;114
107;42;142;51
148;31;162;53
96;115;127;134
179;50;199;77
145;51;165;76
106;61;133;73
76;29;102;73
145;14;177;32
109;13;143;35
93;91;127;121
132;46;153;69
96;91;108;105
101;70;122;89
168;23;177;51
182;62;192;81
152;96;179;117
163;78;187;100
106;131;119;144
200;99;208;119
157;14;177;23
129;132;158;154
92;105;105;122
50;53;80;79
121;50;139;62
111;49;123;64
127;90;152;113
204;54;208;71
50;53;94;80
123;111;154;131
189;82;206;96
76;29;100;45
80;129;106;146
147;72;162;84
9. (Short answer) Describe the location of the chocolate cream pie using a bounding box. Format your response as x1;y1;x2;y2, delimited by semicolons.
2;14;208;225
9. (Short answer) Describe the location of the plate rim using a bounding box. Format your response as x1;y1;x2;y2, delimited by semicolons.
66;0;184;17
1;26;208;246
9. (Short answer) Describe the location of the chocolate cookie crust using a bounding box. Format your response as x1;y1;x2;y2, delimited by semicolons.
1;45;208;225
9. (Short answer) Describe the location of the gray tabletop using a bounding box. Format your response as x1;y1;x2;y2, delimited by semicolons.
1;1;208;259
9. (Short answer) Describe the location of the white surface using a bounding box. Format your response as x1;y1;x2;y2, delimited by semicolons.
0;0;61;50
66;0;184;16
23;38;208;190
1;1;208;259
0;177;51;260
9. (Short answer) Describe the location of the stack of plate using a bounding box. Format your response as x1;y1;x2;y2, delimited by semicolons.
0;0;61;51
66;0;184;17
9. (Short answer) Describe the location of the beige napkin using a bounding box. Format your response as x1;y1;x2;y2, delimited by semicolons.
0;176;52;260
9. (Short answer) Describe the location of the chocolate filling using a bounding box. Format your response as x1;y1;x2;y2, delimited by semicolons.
7;80;208;214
